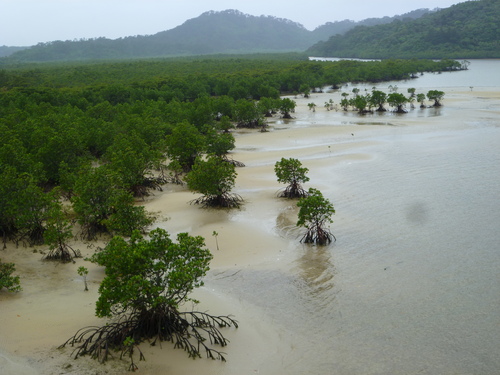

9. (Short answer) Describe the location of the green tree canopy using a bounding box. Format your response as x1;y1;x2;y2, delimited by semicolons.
427;90;445;106
165;121;206;171
233;99;264;128
351;94;370;113
370;90;388;111
92;229;212;317
61;228;237;366
297;188;336;245
0;259;21;292
279;98;296;119
104;132;165;197
416;93;427;108
43;189;80;262
71;165;152;239
274;157;310;198
185;156;242;208
387;92;408;113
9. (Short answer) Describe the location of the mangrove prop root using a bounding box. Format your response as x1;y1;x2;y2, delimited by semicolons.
59;309;238;367
15;225;46;247
277;182;309;199
189;193;244;209
44;244;81;263
223;157;245;168
131;176;168;198
79;222;108;241
300;225;336;245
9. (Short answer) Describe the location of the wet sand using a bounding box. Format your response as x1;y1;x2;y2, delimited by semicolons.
1;86;499;374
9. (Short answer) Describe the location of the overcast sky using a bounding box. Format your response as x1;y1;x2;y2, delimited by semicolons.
2;0;465;46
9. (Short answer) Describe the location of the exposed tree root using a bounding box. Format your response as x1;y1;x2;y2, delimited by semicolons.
300;225;336;245
236;120;266;129
189;193;243;208
166;175;185;185
16;224;45;247
1;224;17;249
223;156;245;168
79;222;109;241
43;243;81;263
60;308;238;368
130;176;168;198
277;182;309;199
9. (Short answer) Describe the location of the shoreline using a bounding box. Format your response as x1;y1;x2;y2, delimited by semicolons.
1;87;499;374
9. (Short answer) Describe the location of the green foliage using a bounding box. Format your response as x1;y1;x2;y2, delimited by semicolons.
351;94;370;113
43;189;81;262
91;228;212;318
0;168;50;247
387;93;408;113
299;83;311;98
233;99;264;128
370;90;388;111
5;10;315;62
307;0;500;59
3;9;440;63
104;132;165;197
71;166;117;239
0;259;22;292
71;166;152;239
427;90;445;106
340;93;350;111
0;168;27;243
165;122;205;171
185;156;242;208
279;98;296;118
103;193;154;237
62;228;237;365
274;157;310;198
77;266;88;277
0;56;460;251
416;93;427;107
205;129;235;158
258;97;279;117
13;178;51;247
297;188;336;245
77;266;89;291
212;231;220;251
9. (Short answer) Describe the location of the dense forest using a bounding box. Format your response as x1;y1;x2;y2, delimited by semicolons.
2;9;434;62
0;56;460;248
307;0;500;59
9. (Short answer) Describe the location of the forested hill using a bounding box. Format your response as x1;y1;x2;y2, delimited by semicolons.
3;9;433;62
311;8;433;42
307;0;500;59
0;46;28;58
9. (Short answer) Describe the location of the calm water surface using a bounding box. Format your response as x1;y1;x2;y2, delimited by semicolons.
312;58;500;88
208;60;500;374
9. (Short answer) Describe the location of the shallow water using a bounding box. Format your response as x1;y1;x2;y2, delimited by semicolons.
204;122;500;375
196;60;500;374
313;58;500;89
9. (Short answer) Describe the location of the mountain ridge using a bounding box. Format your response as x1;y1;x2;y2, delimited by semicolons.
2;8;435;62
307;0;500;59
